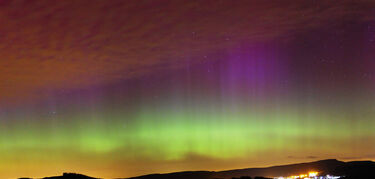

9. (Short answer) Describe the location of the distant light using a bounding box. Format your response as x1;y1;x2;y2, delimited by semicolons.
277;172;340;179
308;171;318;177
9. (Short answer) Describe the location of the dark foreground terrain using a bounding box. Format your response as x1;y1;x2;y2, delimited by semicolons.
19;159;375;179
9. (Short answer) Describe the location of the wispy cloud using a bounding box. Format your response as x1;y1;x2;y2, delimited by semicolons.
0;0;374;103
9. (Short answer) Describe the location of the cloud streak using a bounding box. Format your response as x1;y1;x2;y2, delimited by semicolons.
0;0;374;103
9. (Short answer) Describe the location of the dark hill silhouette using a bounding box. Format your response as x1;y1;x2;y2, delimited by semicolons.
18;173;100;179
334;161;375;179
125;171;215;179
127;159;375;179
44;173;99;179
213;159;344;178
231;177;272;179
18;159;375;179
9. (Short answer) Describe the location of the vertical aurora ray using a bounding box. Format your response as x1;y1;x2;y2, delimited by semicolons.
2;41;375;178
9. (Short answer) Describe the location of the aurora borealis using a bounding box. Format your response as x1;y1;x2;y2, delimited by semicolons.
1;0;375;178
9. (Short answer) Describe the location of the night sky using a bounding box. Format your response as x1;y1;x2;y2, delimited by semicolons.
1;0;375;178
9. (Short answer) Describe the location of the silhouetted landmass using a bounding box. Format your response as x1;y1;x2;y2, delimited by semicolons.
47;173;99;179
231;177;271;179
232;176;252;179
18;159;375;179
19;173;100;179
213;159;344;178
333;161;375;179
124;171;215;179
127;159;375;179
